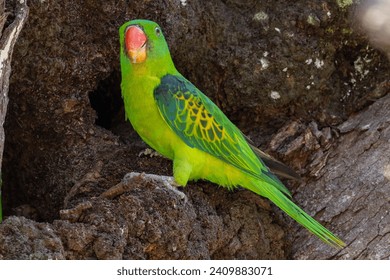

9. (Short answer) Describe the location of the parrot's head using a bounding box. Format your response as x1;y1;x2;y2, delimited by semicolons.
120;19;171;65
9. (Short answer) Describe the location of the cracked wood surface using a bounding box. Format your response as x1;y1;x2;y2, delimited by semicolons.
291;94;390;259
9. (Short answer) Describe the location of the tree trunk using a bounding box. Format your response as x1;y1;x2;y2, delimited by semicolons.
290;94;390;259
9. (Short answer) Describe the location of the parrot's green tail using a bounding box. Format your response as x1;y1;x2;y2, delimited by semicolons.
248;181;345;248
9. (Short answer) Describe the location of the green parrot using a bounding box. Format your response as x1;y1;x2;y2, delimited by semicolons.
119;19;345;247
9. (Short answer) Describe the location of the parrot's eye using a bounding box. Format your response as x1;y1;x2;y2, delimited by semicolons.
155;27;162;36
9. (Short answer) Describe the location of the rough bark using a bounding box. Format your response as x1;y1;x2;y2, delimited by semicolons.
290;94;390;259
264;93;390;259
1;173;285;260
0;0;389;259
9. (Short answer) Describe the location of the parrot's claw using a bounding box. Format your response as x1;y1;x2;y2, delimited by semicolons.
132;172;188;203
100;172;188;203
152;174;188;203
138;148;162;158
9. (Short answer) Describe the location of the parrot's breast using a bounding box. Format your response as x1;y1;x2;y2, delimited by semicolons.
121;74;181;160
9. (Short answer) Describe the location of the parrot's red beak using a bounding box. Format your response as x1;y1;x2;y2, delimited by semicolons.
125;25;147;63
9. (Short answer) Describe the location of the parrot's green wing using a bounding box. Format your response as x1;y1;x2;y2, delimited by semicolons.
154;74;291;196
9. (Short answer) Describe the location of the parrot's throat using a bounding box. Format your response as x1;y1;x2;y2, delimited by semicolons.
125;25;147;64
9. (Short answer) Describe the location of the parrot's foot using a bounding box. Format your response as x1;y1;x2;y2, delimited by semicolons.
100;172;187;202
138;148;162;158
141;173;188;202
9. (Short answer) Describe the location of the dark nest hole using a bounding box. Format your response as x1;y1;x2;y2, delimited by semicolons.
89;70;125;131
1;71;127;222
